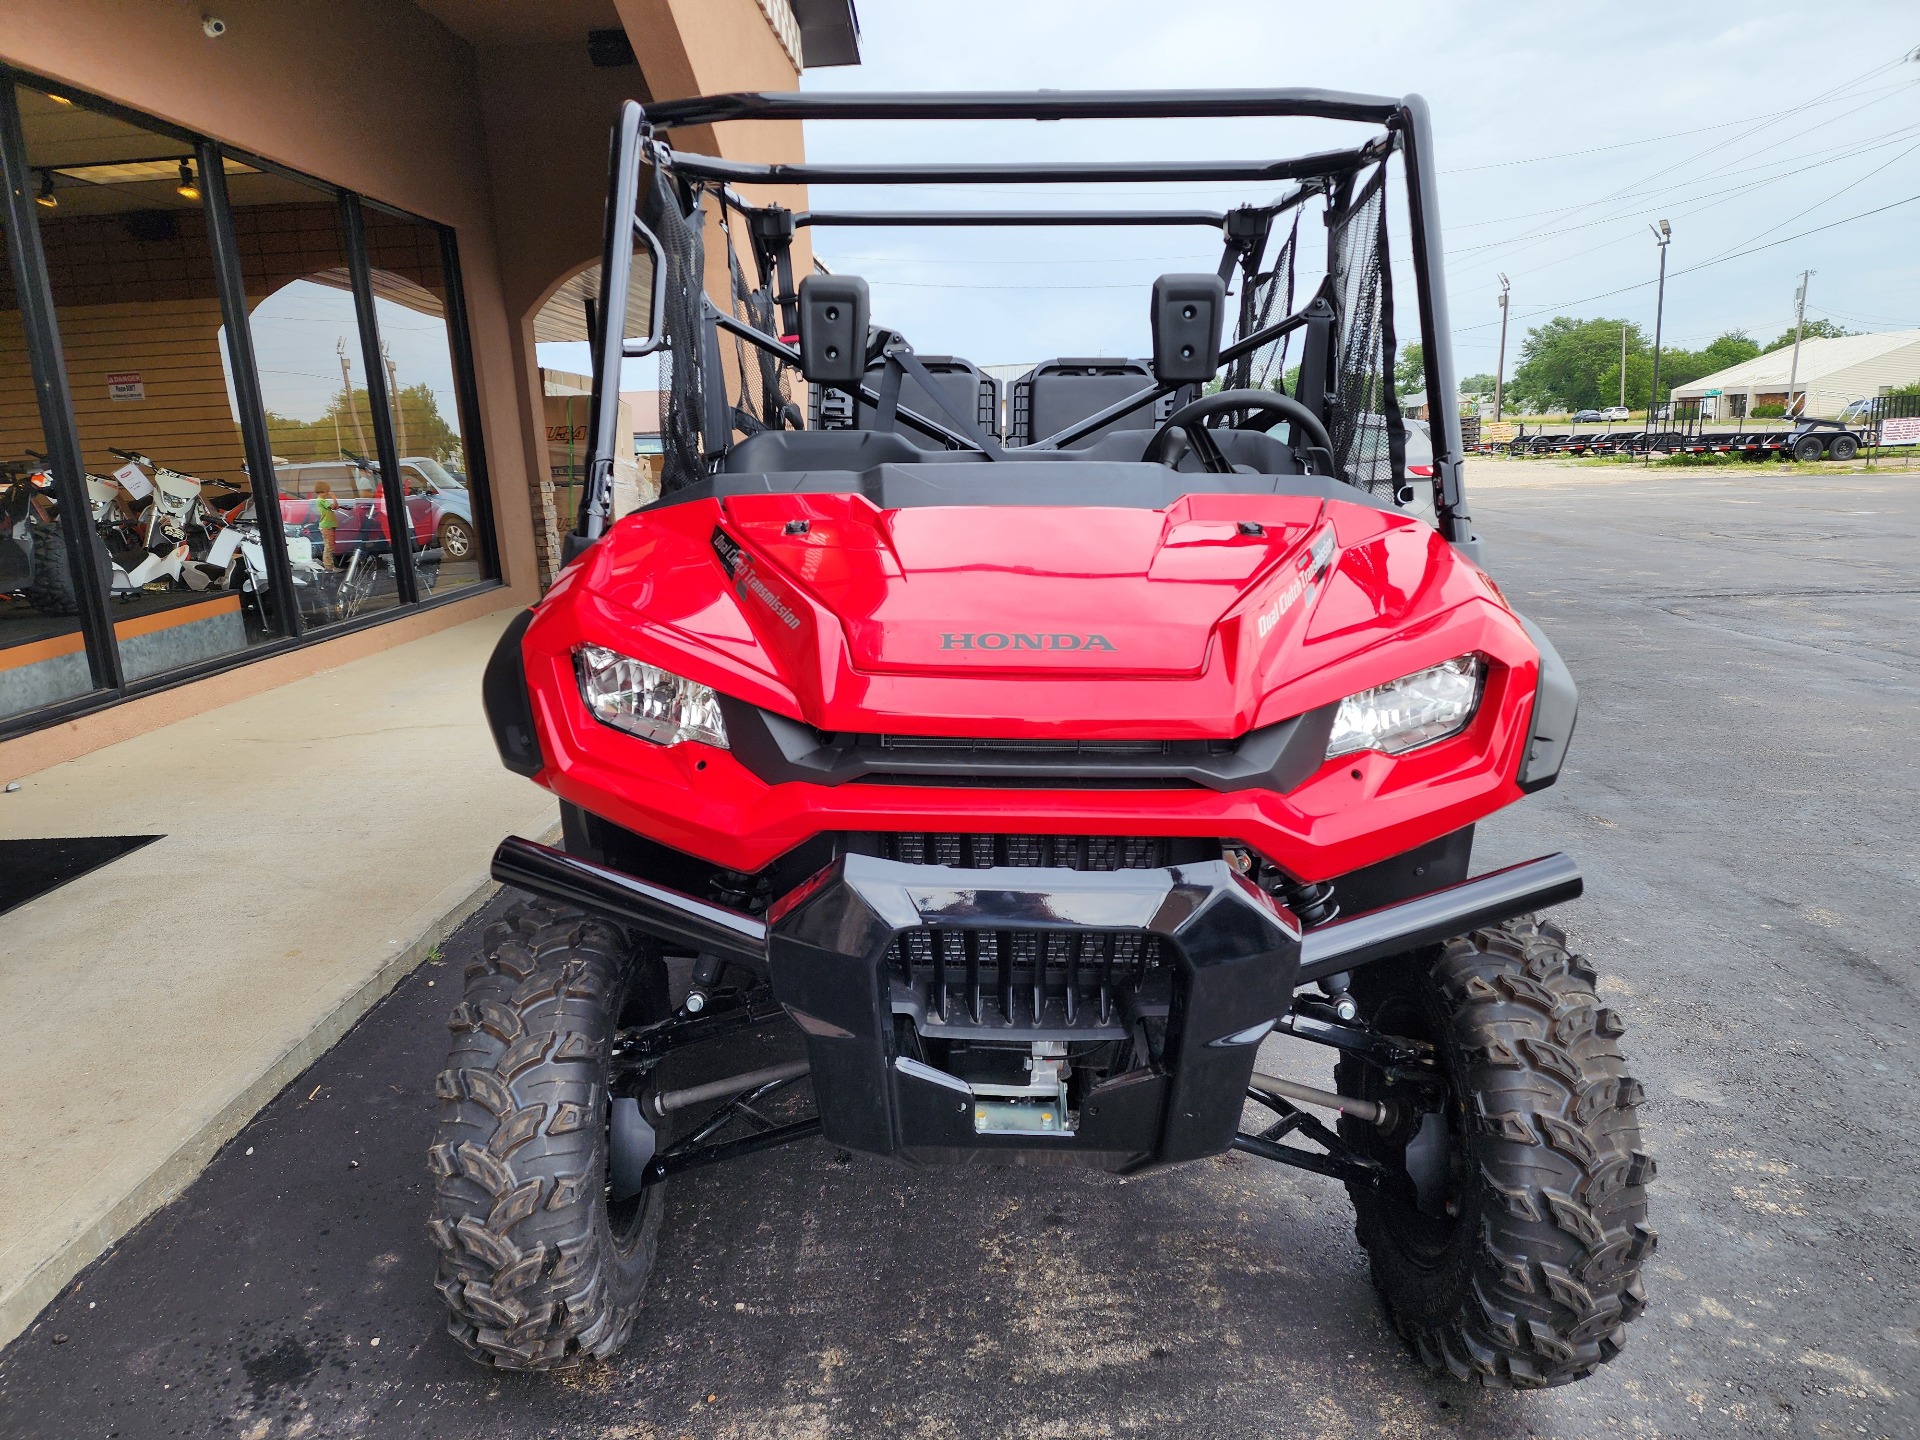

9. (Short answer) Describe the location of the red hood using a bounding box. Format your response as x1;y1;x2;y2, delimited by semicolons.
725;491;1322;678
568;489;1515;738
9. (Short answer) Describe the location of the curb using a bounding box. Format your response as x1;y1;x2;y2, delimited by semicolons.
0;819;560;1352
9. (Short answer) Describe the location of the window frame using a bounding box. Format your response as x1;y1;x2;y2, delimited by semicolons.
0;62;500;743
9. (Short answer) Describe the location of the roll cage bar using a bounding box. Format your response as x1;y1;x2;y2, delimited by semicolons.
576;88;1471;554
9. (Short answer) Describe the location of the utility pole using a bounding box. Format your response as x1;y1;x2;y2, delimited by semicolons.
1645;220;1671;454
1620;323;1628;413
1786;270;1812;419
1494;273;1511;422
337;337;367;456
383;340;409;455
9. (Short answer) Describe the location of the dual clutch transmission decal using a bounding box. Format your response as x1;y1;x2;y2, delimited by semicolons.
712;526;801;631
1254;527;1337;640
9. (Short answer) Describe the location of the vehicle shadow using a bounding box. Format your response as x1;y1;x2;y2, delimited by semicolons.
0;895;1570;1440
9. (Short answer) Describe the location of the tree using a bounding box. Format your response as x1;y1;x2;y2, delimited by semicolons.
1764;317;1851;353
1651;331;1764;399
1596;353;1656;410
1459;372;1499;395
1395;342;1425;396
1506;317;1647;412
1268;364;1301;396
263;382;461;466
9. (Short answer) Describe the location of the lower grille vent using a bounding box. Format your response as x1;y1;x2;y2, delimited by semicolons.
888;926;1170;1031
873;832;1184;871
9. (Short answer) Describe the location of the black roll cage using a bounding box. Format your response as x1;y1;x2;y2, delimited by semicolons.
577;88;1471;550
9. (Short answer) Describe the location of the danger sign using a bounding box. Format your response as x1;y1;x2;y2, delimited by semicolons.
106;372;145;402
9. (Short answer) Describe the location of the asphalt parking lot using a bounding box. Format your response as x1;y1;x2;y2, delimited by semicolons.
1;463;1914;1440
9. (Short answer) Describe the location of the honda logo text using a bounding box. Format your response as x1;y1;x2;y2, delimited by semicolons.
940;633;1116;651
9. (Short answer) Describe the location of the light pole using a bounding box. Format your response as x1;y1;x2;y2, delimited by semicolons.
1619;323;1628;414
1494;273;1510;421
1645;219;1671;452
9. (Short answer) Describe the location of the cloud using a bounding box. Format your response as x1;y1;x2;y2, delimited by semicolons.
785;1;1920;375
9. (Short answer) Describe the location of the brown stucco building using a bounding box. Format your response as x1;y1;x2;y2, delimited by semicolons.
0;0;855;776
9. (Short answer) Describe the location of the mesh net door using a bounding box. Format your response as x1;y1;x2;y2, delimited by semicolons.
718;200;789;441
640;164;710;493
1325;164;1405;497
1224;214;1299;394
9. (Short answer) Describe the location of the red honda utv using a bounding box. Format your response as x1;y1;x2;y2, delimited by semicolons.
436;89;1653;1388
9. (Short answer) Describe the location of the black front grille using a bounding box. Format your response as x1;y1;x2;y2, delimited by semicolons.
873;735;1220;757
870;832;1194;871
888;926;1171;1030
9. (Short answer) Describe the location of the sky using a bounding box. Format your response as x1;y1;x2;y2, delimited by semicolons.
245;281;462;428
756;0;1920;380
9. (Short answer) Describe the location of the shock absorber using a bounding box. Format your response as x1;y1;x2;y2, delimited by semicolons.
1276;879;1340;927
1222;847;1341;927
1238;856;1356;1020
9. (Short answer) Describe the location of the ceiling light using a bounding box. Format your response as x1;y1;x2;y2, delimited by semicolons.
175;158;200;201
47;93;74;107
35;171;57;209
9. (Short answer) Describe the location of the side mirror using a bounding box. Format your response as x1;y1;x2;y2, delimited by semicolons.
1150;273;1226;385
798;274;870;388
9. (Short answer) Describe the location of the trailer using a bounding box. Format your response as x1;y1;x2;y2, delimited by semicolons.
1492;419;1866;461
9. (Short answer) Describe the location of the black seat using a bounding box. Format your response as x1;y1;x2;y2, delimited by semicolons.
1008;359;1191;447
811;355;999;446
721;419;1301;478
722;429;987;474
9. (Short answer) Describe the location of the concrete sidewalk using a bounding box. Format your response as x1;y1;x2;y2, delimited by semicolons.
0;606;557;1349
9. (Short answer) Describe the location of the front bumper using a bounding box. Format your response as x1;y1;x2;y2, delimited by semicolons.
491;837;1581;1173
770;853;1297;1172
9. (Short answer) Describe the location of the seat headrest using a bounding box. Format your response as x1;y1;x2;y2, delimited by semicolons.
1150;273;1226;385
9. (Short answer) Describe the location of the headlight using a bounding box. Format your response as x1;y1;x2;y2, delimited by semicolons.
1326;655;1484;759
574;644;729;749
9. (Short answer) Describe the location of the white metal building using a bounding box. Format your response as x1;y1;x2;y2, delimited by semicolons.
1671;329;1920;419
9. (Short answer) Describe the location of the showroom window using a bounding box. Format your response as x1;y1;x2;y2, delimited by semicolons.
0;69;496;737
12;80;292;678
226;168;413;627
361;204;495;590
0;201;97;721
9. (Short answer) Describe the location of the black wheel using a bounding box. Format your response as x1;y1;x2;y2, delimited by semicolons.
1335;918;1655;1389
438;515;475;561
24;522;80;616
429;899;670;1369
1828;433;1859;462
1792;434;1826;462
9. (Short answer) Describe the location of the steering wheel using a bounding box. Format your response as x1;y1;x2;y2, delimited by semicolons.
1142;388;1336;474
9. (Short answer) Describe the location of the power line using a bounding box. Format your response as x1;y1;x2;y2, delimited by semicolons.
1453;191;1920;334
1437;76;1919;174
1441;121;1920;232
1444;122;1920;252
830;119;1920;287
1688;134;1920;268
1452;127;1920;288
1451;55;1915;269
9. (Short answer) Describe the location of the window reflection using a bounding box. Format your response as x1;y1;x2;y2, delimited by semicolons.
364;208;488;590
226;176;407;626
10;83;295;681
